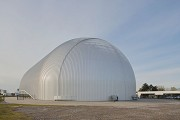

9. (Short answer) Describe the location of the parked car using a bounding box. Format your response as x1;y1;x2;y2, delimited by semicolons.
165;96;174;99
175;96;180;99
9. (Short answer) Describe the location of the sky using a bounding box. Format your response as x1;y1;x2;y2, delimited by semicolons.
0;0;180;92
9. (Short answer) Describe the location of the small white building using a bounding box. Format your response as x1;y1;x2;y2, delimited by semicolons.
137;91;180;98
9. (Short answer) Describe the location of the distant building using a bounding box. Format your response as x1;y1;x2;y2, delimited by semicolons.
20;38;136;101
137;91;180;99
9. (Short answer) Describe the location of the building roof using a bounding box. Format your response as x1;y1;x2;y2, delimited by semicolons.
137;91;180;96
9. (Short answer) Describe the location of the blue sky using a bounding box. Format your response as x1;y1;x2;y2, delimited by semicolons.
0;0;180;92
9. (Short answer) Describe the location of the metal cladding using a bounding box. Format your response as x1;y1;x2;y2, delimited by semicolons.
19;38;136;101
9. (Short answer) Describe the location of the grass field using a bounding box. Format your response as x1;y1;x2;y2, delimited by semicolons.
0;103;31;120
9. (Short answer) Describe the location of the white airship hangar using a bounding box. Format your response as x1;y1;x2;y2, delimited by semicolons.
19;38;136;101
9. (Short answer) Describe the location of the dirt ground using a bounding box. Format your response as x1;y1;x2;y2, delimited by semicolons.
15;101;180;120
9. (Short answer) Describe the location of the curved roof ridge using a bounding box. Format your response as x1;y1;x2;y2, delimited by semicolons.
57;38;97;96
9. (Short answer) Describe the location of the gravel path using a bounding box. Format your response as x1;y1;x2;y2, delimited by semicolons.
5;97;180;120
15;103;180;120
5;97;179;108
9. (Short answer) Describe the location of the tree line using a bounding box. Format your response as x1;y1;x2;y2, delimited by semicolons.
139;83;177;91
139;83;159;91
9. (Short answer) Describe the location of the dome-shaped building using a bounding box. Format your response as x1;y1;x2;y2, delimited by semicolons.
19;38;136;101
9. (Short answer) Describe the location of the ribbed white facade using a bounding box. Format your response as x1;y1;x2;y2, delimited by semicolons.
19;38;136;101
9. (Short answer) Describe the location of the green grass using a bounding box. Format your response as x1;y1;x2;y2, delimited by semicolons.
0;104;32;120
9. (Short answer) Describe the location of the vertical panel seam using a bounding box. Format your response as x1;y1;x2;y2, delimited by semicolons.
57;38;97;99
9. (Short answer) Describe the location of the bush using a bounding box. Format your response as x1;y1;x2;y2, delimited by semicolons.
0;95;5;102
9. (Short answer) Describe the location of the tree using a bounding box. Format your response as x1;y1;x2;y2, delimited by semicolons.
149;84;153;91
139;83;149;91
157;86;165;91
171;87;177;91
152;86;158;91
139;83;159;91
